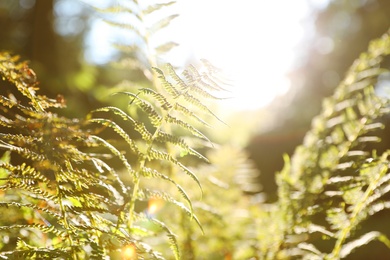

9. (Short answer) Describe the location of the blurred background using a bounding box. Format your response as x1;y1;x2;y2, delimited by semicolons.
1;0;390;202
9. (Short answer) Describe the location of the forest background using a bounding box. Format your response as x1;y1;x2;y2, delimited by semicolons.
1;0;390;259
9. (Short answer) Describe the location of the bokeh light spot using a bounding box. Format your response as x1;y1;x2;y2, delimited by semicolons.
122;244;137;260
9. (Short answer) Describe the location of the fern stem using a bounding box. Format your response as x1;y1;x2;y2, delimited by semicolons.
127;100;176;228
57;186;78;260
328;161;388;259
127;174;140;229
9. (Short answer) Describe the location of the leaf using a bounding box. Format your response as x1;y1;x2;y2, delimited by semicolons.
88;118;140;155
340;231;390;258
88;135;136;180
155;41;179;54
139;88;173;110
115;92;163;127
149;14;179;35
142;1;176;15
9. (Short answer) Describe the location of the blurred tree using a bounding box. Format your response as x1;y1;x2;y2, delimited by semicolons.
247;0;390;201
0;0;122;117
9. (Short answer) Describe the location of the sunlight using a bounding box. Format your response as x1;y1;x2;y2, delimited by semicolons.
171;0;310;111
82;0;312;111
147;198;165;215
122;244;137;259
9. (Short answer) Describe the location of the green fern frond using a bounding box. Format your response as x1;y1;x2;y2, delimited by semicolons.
173;103;212;128
90;106;153;141
141;166;193;211
149;14;179;35
274;29;390;259
153;67;180;97
116;91;163;126
0;248;71;259
143;1;176;15
165;114;211;142
139;87;173;110
147;147;202;191
155;41;179;54
88;118;140;155
112;43;140;54
165;63;187;91
339;231;390;259
0;223;67;238
155;131;208;161
103;20;143;38
148;216;180;260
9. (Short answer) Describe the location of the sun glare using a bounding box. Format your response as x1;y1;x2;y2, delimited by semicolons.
122;244;137;259
147;198;165;215
83;0;312;111
170;0;310;111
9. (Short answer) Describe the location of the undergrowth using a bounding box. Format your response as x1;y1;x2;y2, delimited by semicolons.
1;0;390;259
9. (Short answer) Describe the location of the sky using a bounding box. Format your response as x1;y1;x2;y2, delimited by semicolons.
78;0;330;111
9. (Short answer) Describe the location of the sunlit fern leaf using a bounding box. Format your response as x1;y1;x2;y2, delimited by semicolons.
169;63;228;100
148;147;202;192
90;106;153;141
90;241;105;260
139;87;173;110
339;231;390;259
0;140;45;161
102;20;143;38
173;102;212;128
141;166;193;211
275;29;390;259
88;118;140;155
0;201;62;220
155;131;208;161
0;162;50;183
145;190;204;234
146;216;180;260
112;43;141;55
111;57;149;73
149;14;179;35
0;248;71;259
3;181;58;202
166;63;187;91
90;135;135;176
136;241;165;260
153;67;180;97
0;224;67;238
165;114;211;142
181;92;224;123
155;41;179;54
116;91;163;126
143;1;176;15
0;53;43;111
192;61;231;92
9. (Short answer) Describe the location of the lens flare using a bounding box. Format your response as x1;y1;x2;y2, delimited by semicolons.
122;244;137;259
147;198;164;215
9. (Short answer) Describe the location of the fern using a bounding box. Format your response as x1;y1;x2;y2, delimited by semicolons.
92;0;179;79
270;29;390;259
11;1;390;259
86;59;227;258
0;28;227;259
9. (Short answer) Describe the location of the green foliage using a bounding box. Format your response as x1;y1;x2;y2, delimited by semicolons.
268;29;390;259
2;0;390;259
0;46;226;260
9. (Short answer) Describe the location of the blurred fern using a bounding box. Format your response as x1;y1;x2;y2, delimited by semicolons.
92;0;179;83
0;27;227;260
267;29;390;259
4;0;390;259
